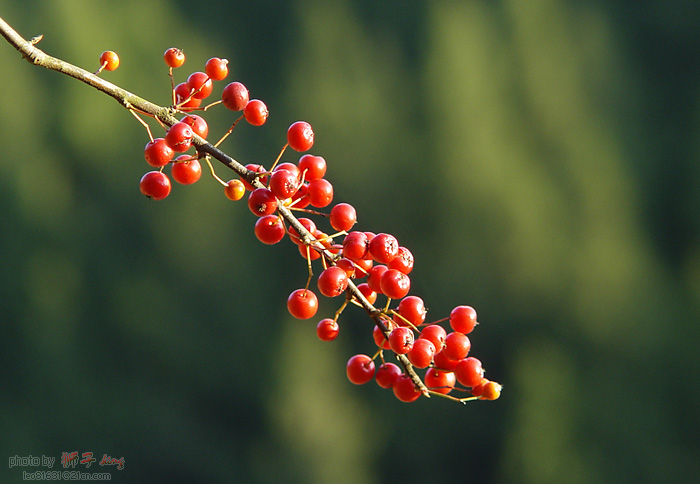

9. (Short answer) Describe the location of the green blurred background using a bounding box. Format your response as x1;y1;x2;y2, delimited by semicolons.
2;0;699;482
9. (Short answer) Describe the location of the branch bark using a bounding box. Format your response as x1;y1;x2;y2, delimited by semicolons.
0;16;429;396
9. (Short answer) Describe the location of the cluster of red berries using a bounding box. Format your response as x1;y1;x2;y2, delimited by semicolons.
113;46;501;404
346;305;501;403
282;219;501;402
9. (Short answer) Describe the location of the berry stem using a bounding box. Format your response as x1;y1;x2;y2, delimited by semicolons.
202;99;222;111
383;298;392;313
428;316;449;326
389;310;420;332
213;114;244;148
203;155;228;187
428;391;479;404
129;108;155;142
169;67;176;106
333;295;350;321
269;143;288;172
94;61;107;75
303;245;314;291
288;207;330;218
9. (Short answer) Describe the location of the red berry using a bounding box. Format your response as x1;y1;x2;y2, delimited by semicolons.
317;266;349;297
367;265;388;294
287;217;316;245
316;318;339;342
224;179;246;201
205;57;229;81
433;350;460;372
164;47;185;68
387;246;414;274
139;171;171;200
342;231;369;261
240;163;268;191
394;295;426;327
244;99;269;126
450;305;478;334
424;368;456;395
443;331;471;361
315;230;333;252
180;114;208;139
355;283;377;305
369;233;399;264
471;380;487;398
269;169;300;199
330;203;357;232
254;214;285;245
336;258;356;278
307;178;333;208
346;354;375;385
455;357;485;387
388;326;414;354
247;187;277;217
186;71;213;99
353;258;373;278
221;81;249;111
144;138;174;168
372;320;396;350
299;242;322;261
298;154;326;181
171;155;202;185
407;338;435;368
174;82;202;110
312;231;332;254
375;362;402;389
285;185;307;209
287;121;314;152
274;161;301;178
99;51;119;71
393;374;422;402
165;121;194;153
287;289;319;320
419;324;447;352
379;269;411;300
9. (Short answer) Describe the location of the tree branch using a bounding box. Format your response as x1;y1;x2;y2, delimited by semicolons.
0;15;429;396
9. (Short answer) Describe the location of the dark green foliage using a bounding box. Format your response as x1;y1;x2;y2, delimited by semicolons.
1;1;699;483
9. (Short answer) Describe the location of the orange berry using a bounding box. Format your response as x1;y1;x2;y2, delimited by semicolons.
224;179;245;201
480;381;502;400
164;47;185;68
99;51;119;71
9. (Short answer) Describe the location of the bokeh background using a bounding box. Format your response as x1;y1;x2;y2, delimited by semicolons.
2;1;699;483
